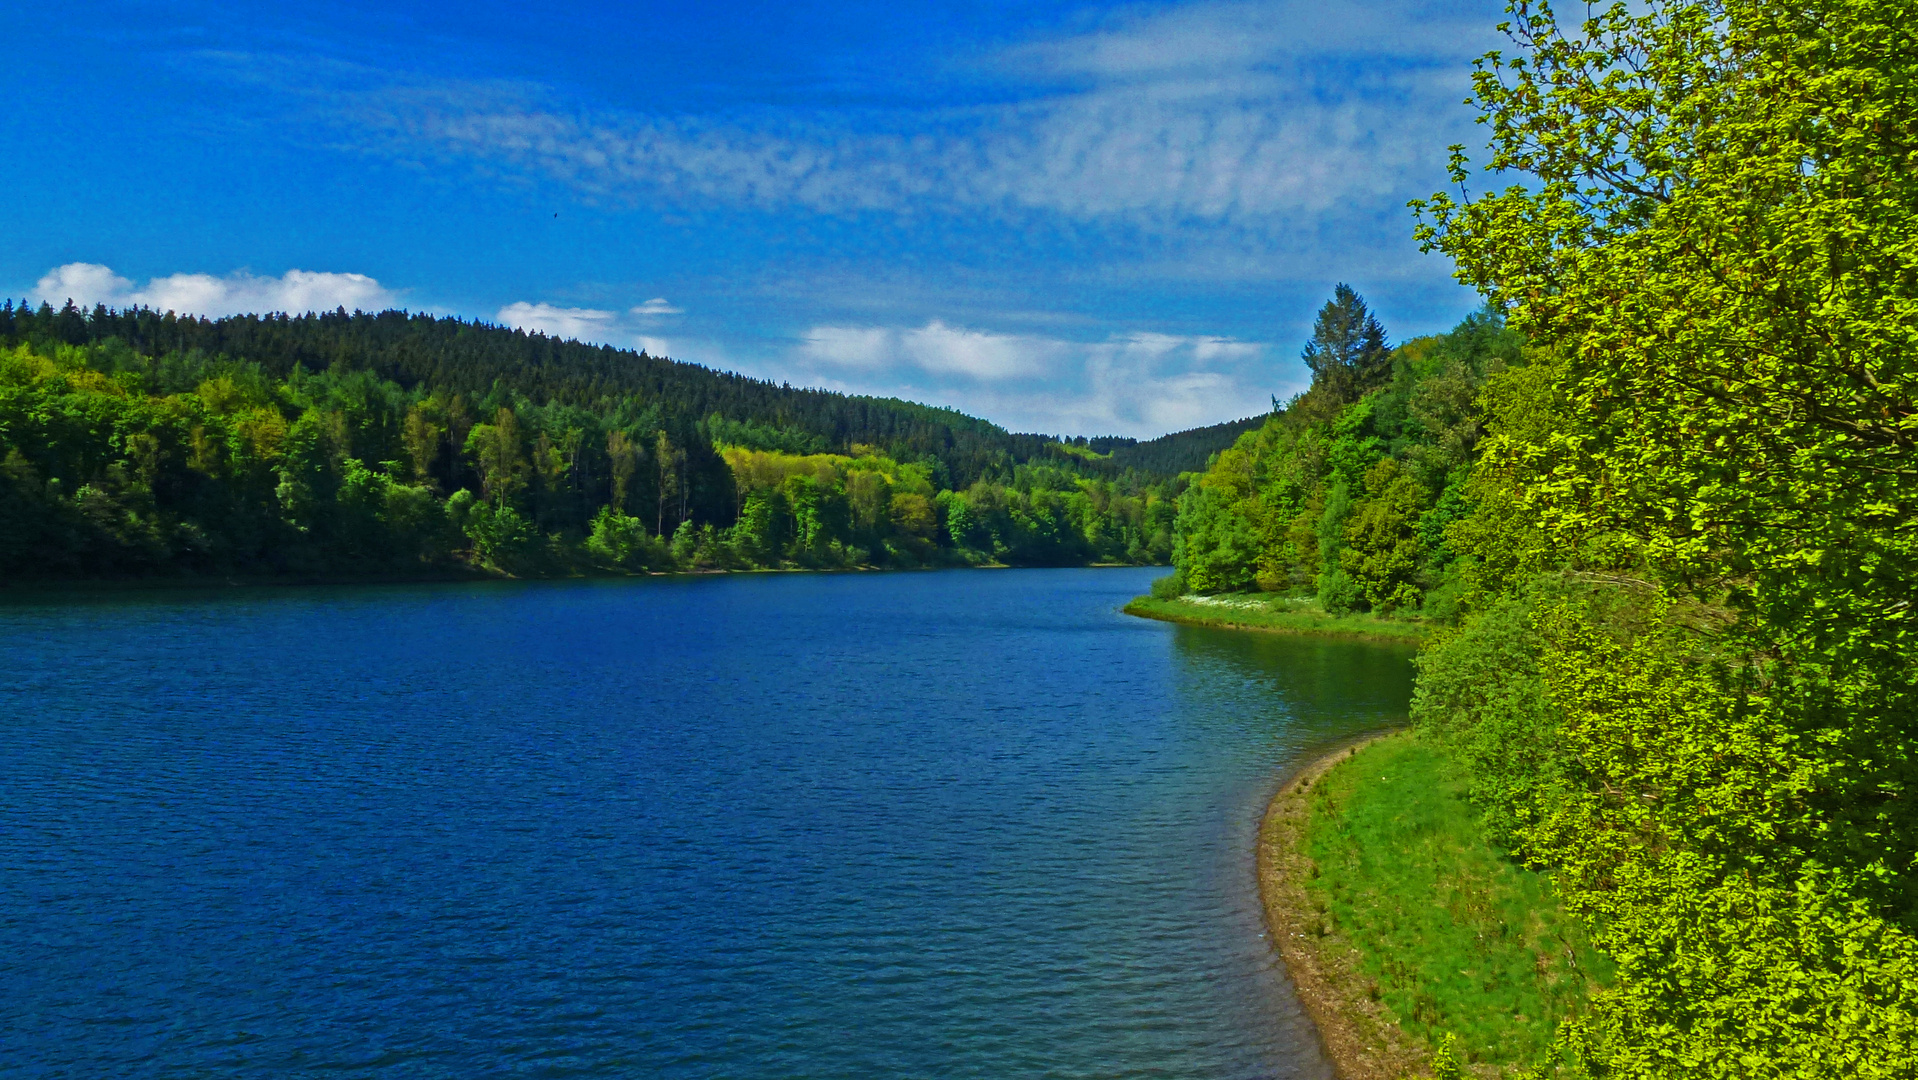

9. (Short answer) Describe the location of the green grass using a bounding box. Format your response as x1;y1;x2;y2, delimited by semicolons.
1303;734;1609;1072
1124;592;1429;641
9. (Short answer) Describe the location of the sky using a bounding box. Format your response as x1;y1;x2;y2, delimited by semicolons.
1;0;1505;438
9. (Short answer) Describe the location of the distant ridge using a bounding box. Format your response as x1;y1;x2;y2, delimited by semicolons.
0;299;1199;579
2;302;1151;485
3;300;1274;482
1103;414;1270;475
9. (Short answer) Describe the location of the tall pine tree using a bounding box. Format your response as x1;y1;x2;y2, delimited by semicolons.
1300;283;1390;403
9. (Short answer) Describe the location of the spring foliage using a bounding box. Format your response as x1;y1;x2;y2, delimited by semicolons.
1168;1;1918;1072
1166;297;1522;613
1407;0;1918;1074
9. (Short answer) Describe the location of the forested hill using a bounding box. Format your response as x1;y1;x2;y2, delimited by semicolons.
1098;414;1269;475
0;301;1099;487
0;299;1208;581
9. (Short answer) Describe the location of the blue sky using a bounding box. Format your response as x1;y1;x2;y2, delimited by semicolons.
3;0;1503;437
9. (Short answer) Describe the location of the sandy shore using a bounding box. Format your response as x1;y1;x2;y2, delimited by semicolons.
1258;732;1427;1080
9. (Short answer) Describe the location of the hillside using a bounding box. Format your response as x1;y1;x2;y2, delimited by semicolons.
0;300;1196;580
0;301;1150;488
1099;414;1270;475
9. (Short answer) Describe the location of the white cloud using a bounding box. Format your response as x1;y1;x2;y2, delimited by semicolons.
631;297;683;316
30;262;394;317
32;263;133;309
902;321;1064;380
800;326;895;369
495;301;618;342
495;300;681;356
1073;332;1282;435
787;321;1292;437
801;321;1063;381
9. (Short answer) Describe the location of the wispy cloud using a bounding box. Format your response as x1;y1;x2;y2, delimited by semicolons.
314;76;1460;229
31;263;395;317
999;0;1487;79
211;0;1486;240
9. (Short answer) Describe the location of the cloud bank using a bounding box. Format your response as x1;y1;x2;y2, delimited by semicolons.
792;320;1287;437
30;263;394;318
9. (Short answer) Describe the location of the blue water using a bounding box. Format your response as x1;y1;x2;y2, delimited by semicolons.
0;568;1416;1078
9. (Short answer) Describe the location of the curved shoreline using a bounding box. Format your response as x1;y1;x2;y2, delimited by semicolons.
1259;732;1425;1080
1123;597;1428;645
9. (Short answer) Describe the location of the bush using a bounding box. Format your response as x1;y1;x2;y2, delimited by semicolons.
1149;569;1187;599
463;502;535;568
1410;589;1561;845
1316;567;1364;615
585;507;668;570
1419;570;1467;625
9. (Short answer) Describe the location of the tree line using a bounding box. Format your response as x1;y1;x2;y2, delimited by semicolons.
1094;414;1272;476
0;325;1179;580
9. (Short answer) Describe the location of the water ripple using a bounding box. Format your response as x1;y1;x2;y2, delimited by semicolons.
1;569;1414;1079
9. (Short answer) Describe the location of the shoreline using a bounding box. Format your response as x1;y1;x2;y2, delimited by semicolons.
0;561;1162;598
1259;732;1426;1080
1124;595;1428;644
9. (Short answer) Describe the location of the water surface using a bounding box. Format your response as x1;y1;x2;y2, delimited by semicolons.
1;568;1415;1078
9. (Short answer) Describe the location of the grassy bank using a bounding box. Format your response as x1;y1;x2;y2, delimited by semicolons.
1281;733;1608;1076
1124;593;1428;642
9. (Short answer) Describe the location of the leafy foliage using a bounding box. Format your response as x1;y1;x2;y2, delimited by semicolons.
1164;297;1522;616
1399;0;1918;1074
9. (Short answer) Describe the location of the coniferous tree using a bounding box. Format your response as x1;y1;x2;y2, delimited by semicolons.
1300;284;1390;403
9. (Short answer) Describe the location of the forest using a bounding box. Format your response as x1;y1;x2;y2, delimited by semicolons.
1163;1;1918;1075
0;305;1182;580
1085;414;1270;476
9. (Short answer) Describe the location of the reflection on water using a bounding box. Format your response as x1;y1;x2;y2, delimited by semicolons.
1166;621;1418;747
0;568;1414;1078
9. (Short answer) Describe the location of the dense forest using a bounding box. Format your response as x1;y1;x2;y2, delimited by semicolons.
1164;1;1918;1075
1162;284;1517;617
1087;414;1270;476
0;304;1189;580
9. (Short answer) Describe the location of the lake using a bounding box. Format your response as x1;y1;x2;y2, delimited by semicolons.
0;567;1416;1078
